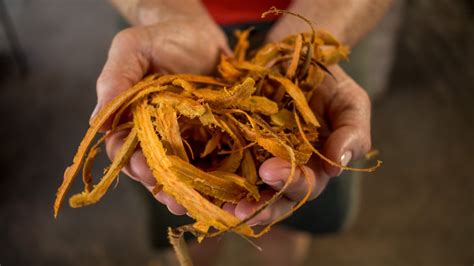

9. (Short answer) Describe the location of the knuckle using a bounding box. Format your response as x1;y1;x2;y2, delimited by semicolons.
112;28;138;45
305;170;319;201
95;81;109;107
96;71;111;93
352;85;371;108
258;208;273;224
352;88;372;156
363;136;372;154
360;89;371;109
357;129;372;155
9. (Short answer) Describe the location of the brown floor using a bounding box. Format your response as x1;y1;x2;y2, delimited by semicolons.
1;0;473;265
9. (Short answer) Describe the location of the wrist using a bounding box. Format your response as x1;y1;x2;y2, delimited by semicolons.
265;0;393;47
123;0;211;26
264;5;348;46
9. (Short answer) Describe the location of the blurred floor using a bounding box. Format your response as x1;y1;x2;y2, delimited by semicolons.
0;0;473;265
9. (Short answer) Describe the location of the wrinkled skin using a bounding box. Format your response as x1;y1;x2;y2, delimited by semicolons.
96;20;371;224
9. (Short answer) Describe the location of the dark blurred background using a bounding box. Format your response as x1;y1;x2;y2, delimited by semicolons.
0;0;473;265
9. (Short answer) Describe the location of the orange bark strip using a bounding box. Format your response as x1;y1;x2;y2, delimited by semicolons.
256;136;312;165
168;156;258;203
70;129;138;207
133;101;253;236
209;171;259;201
193;78;256;107
151;92;206;119
54;77;161;217
251;43;283;67
269;74;320;127
214;118;243;173
155;104;189;162
82;138;103;193
217;55;242;80
286;34;303;79
200;130;222;158
236;96;279;116
234;28;252;62
241;150;258;185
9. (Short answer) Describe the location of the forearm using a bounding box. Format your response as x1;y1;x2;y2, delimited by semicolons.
267;0;394;47
108;0;211;26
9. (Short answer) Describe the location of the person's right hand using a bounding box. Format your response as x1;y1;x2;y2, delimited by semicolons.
93;14;230;215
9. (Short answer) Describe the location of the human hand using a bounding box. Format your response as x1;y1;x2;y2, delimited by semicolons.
225;65;372;226
95;12;230;215
93;18;230;122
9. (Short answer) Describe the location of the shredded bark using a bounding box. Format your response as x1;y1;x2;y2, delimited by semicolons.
53;7;381;265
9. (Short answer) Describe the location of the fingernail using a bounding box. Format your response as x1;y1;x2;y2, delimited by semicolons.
337;151;352;176
246;215;262;227
260;167;288;189
264;179;284;188
90;103;101;123
248;221;260;227
222;203;236;214
341;151;352;166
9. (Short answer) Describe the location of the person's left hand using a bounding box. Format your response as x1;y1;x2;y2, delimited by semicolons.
222;65;372;226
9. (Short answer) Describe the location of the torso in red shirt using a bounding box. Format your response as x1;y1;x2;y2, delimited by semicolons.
202;0;291;25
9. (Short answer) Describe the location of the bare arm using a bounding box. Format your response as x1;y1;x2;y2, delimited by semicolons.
108;0;212;26
267;0;394;47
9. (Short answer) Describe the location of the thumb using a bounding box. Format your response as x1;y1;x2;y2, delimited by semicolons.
91;28;150;130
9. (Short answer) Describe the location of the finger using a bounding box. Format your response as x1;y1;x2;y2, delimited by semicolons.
92;28;151;130
315;66;372;177
125;150;156;186
142;183;187;216
105;130;155;186
235;190;295;226
155;191;187;216
105;129;187;216
259;157;322;201
219;43;233;57
222;202;237;214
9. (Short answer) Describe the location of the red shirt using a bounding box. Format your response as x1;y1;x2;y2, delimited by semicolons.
202;0;291;25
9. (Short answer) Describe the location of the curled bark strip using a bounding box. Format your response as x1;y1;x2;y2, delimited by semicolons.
70;129;138;207
168;227;194;266
295;109;382;172
54;77;161;217
82;136;104;193
269;74;320;127
286;34;303;79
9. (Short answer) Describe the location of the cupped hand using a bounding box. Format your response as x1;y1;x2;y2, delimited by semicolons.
94;18;230;122
95;17;230;215
227;65;372;226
